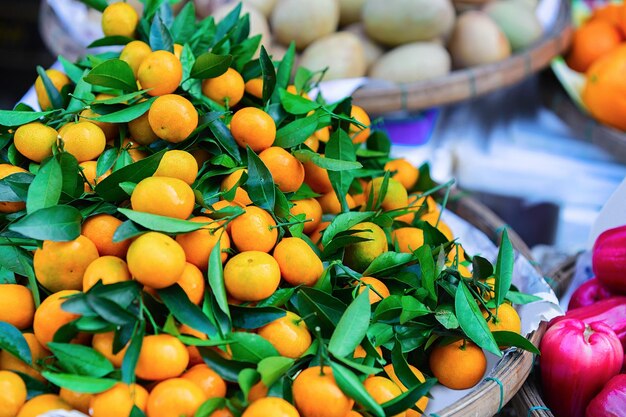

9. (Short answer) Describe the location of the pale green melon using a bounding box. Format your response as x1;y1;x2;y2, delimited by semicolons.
484;0;543;51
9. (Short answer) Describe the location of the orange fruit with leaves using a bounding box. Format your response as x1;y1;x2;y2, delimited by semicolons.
81;214;130;258
202;68;245;107
92;331;128;368
83;255;131;291
17;394;71;417
0;164;28;213
120;40;152;76
0;284;34;330
363;376;405;417
384;364;429;415
79;161;110;193
230;107;276;152
176;217;230;270
58;121;107;163
358;277;390;304
59;388;93;414
90;383;148;417
101;2;139;38
131;176;195;219
35;69;70;110
292;366;354;417
259;147;305;193
385;158;419;190
138;51;183;96
429;339;487;390
224;251;281;301
154;150;199;185
229;206;278;253
126;232;187;289
273;237;324;286
221;169;253;206
0;370;27;417
182;364;227;399
258;311;312;358
343;222;388;272
135;334;189;381
567;19;622;73
175;262;206;305
148;94;198;142
13;122;57;163
242;397;300;417
146;378;206;417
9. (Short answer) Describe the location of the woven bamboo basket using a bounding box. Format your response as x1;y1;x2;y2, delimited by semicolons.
434;191;547;416
352;0;572;115
510;256;578;416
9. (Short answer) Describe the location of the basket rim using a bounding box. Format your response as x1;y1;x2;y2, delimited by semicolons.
352;0;573;114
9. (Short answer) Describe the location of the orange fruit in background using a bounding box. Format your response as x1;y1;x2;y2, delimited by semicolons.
13;122;57;163
135;334;189;381
349;105;371;144
290;198;323;234
121;138;148;162
0;370;27;417
303;134;320;152
343;222;388;272
0;164;28;213
223;251;281;301
17;394;71;417
363;376;405;417
482;303;522;335
292;366;354;417
211;409;235;417
83;255;132;291
447;244;466;264
146;378;206;417
33;290;81;347
81;214;131;258
396;194;439;226
590;3;624;30
129;111;160;145
221;168;253;206
317;190;356;214
384;364;429;415
347;412;363;417
0;333;49;382
79;161;111;193
303;157;333;194
230;107;276;152
92;331;128;368
34;235;99;293
58;121;107;162
582;45;626;131
127;232;187;289
176;217;230;270
364;177;409;212
176;262;206;305
354;344;383;359
258;311;312;358
259;147;305;193
248;381;269;403
243;397;300;417
59;388;93;414
148;94;199;142
358;277;390;304
391;227;424;254
179;324;207;367
429;339;487;390
385;158;419;190
202;68;245;107
120;40;152;76
308;220;330;247
273;237;324;286
245;78;263;99
35;69;70;110
182;364;227;399
131;176;195;219
79;108;119;142
229;206;278;253
567;19;622;73
90;383;148;417
154;150;199;185
101;2;139;38
138;50;183;96
0;284;34;330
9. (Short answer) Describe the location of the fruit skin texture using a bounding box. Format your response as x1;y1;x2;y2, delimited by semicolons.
35;69;70;110
154;150;199;185
138;51;183;96
568;277;614;310
80;160;110;193
271;0;339;50
230;107;276;152
34;235;99;293
0;370;27;417
429;340;487;390
586;374;626;417
482;303;521;335
593;224;626;294
343;222;388;272
131;176;195;220
120;40;152;76
182;364;227;399
223;251;281;301
221;169;253;206
358;277;390;304
127;232;187;289
135;334;190;381
290;198;323;234
81;214;131;258
0;284;34;329
540;319;624;417
101;2;139;38
59;388;92;414
273;237;324;286
0;333;49;382
146;378;206;417
363;376;405;417
33;290;81;347
259;147;305;193
384;159;419;190
349;105;371;144
258;311;312;358
202;68;245;107
17;394;71;417
82;255;132;291
391;227;424;254
58;121;106;163
148;94;198;142
90;383;148;417
229;206;278;253
92;331;128;368
242;396;300;417
176;217;230;270
13;122;58;162
365;177;408;212
292;366;353;417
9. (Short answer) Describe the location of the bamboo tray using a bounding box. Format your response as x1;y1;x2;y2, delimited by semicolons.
437;191;547;416
352;0;573;114
510;256;578;416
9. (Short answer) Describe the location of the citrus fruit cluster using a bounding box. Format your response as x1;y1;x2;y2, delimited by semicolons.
0;2;539;417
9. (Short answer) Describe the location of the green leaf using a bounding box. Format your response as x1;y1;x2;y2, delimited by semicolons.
256;287;296;308
87;36;134;48
191;53;233;79
198;347;250;382
291;288;346;333
41;372;116;394
47;343;114;377
0;110;53;127
195;398;226;417
230;306;285;329
122;321;144;384
245;147;275;210
321;211;374;247
149;14;174;52
435;304;459;329
257;356;294;387
415;245;436;301
495;229;514;307
117;208;214;234
0;322;31;364
26;157;62;214
259;47;276;103
328;290;371;358
86;294;138;326
492;331;540;354
505;291;542;305
9;205;82;242
58;152;83;198
274;113;320;148
399;296;430;324
158;285;218;338
112;220;146;242
84;59;138;92
96;150;165;201
208;240;231;323
362;252;416;277
205;113;242;163
92;98;155;123
59;56;85;84
228;332;279;363
36;66;64;110
327;130;356;213
279;89;319;115
272;42;296;102
330;362;385;417
382;378;438;416
294;149;362;171
0;172;32;202
238;368;260;400
77;0;107;11
455;281;501;356
171;2;196;43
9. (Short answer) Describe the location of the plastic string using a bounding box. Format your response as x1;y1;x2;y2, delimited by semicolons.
485;376;504;413
527;405;551;416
